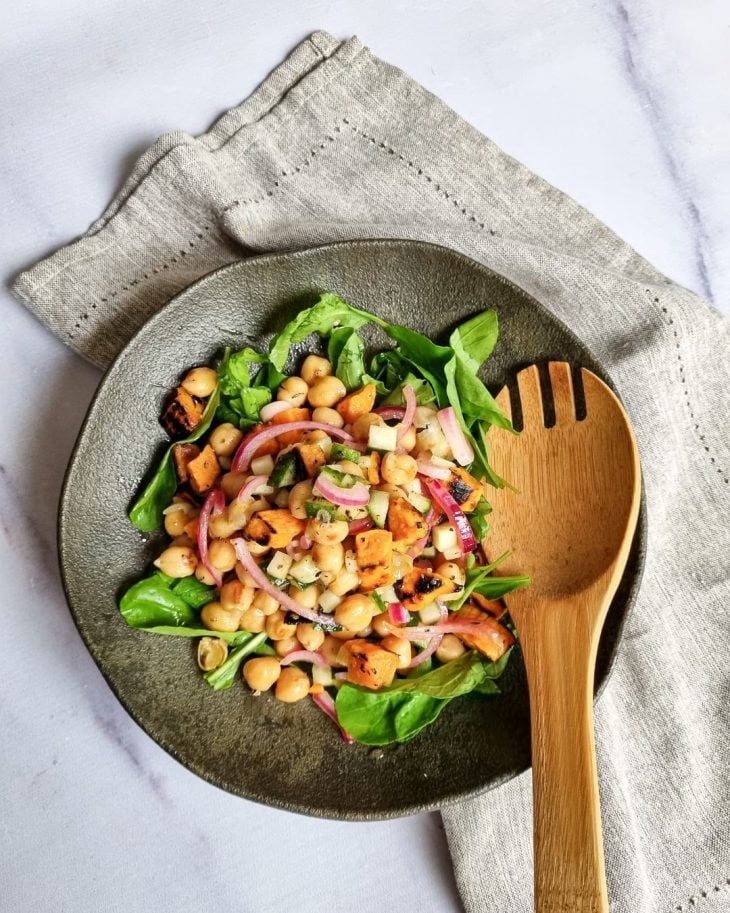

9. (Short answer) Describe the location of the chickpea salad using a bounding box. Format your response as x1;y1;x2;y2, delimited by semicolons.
120;294;530;745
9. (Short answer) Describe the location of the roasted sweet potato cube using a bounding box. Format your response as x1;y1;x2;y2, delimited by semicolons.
187;444;221;495
447;466;483;513
247;423;279;459
395;568;455;610
161;387;204;438
344;639;398;690
471;592;507;620
457;603;515;661
336;384;377;424
271;407;311;445
355;529;393;568
358;564;396;591
386;496;428;546
295;442;327;477
244;509;304;549
363;451;381;485
172;443;200;483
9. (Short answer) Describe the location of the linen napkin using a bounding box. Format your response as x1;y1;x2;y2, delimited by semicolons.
14;32;729;913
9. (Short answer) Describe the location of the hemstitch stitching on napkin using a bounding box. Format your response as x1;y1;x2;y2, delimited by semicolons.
672;876;730;910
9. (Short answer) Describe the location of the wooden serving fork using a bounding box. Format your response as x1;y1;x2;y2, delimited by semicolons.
487;363;641;913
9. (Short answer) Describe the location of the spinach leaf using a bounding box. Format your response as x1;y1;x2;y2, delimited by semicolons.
329;327;366;391
240;386;272;421
142;626;257;644
218;346;267;394
369;349;408;389
269;293;372;371
453;357;512;430
451;553;530;610
204;633;269;691
253;361;287;392
335;651;513;745
120;572;199;628
336;686;449;746
381;373;436;407
129;385;220;533
169;576;217;610
449;310;499;373
467;496;492;542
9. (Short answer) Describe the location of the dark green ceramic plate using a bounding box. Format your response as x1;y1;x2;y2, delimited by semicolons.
59;240;645;820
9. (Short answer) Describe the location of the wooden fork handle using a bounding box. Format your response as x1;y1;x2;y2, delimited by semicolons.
520;604;609;913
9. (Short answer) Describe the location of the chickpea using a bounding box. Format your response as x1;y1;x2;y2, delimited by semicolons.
207;539;237;572
436;634;466;663
245;539;271;557
319;570;337;587
252;589;280;616
164;505;193;537
277;376;309;407
235;564;259;588
329;569;360;596
311;542;345;575
266;608;298;641
275;666;310;703
208;509;237;539
312;406;344;428
330;628;358;642
200;602;241;632
321;635;347;666
436;562;466;589
195;562;216;585
351;412;384;442
154;545;197;577
181;366;218;398
381;452;418;485
337;460;365;478
381;634;412;669
306;518;349;545
297;623;325;652
416;426;450;458
220;471;247;500
220;580;255;612
239;606;267;633
300;354;332;386
335;594;376;632
197;637;228;671
275;636;301;657
170;534;195;549
209;422;243;457
413;406;439;429
243;656;281;692
399;425;417;452
289;479;314;520
308;376;347;408
372;612;394;638
288;584;321;611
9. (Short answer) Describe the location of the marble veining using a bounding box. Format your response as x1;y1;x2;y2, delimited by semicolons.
1;3;727;912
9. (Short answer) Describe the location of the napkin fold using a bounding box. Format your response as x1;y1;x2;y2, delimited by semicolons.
14;32;729;913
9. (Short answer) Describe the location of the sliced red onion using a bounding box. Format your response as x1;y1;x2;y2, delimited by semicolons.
407;602;448;668
388;602;411;625
348;517;374;535
390;617;506;643
375;405;406;422
280;650;329;668
423;479;478;555
397;384;417;442
437;407;475;466
313;473;370;508
232;421;353;472
259;400;291;422
198;489;225;588
311;691;355;744
299;534;313;550
416;460;452;480
231;538;335;626
234;474;270;504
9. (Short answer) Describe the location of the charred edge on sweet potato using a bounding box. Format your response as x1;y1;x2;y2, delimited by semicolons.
172;443;200;483
161;387;204;438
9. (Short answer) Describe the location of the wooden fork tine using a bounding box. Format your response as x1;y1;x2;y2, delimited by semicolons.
516;365;544;428
548;362;576;427
494;385;512;423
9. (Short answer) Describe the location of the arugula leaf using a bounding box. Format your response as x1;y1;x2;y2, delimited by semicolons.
329;327;366;391
204;633;270;691
449;310;499;373
128;386;220;533
335;651;513;745
269;293;372;371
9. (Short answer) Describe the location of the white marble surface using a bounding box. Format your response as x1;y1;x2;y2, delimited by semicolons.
1;3;728;911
